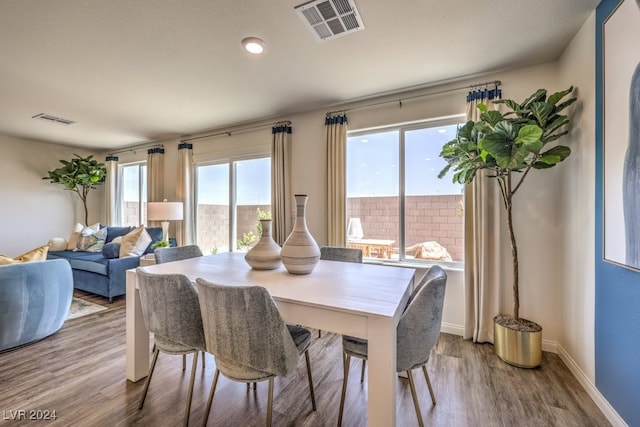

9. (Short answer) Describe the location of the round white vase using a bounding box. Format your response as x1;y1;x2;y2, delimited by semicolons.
280;194;320;274
245;219;282;270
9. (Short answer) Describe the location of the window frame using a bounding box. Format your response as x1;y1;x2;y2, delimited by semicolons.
346;115;465;267
117;161;147;227
195;153;271;253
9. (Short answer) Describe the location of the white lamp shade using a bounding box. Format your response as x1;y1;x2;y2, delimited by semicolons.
147;201;184;221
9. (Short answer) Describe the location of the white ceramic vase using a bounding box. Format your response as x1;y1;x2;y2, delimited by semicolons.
280;194;320;274
244;219;282;270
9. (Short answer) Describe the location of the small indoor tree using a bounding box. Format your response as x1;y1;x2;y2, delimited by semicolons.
438;86;576;366
43;154;107;225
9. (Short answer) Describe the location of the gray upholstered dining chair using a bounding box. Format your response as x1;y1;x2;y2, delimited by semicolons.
136;268;206;427
338;265;447;427
318;246;363;338
154;244;203;264
319;246;363;263
154;244;206;370
196;279;317;427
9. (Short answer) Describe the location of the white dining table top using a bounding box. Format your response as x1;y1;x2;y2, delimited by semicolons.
137;252;416;321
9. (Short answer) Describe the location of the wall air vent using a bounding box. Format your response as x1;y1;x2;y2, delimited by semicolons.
295;0;364;42
32;113;75;126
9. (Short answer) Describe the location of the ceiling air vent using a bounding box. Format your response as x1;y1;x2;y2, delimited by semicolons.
32;113;75;126
295;0;364;41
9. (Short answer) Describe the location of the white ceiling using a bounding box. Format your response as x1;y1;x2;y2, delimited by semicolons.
0;0;599;151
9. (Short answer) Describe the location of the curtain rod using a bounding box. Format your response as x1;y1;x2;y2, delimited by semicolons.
326;79;501;116
181;120;292;143
108;143;164;156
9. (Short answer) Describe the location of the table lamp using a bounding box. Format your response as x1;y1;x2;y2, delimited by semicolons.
146;199;184;241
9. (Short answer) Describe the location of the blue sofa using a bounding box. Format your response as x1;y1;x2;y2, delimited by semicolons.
0;259;73;352
47;226;164;302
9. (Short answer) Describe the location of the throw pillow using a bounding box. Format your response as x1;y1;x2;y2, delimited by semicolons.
106;226;134;243
47;237;68;252
67;222;100;250
144;227;163;254
120;225;152;258
0;245;50;265
75;227;108;252
102;242;121;259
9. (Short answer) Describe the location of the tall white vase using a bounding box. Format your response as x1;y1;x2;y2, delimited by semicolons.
245;219;282;270
280;194;320;274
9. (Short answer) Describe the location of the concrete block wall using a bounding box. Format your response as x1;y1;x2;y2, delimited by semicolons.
346;195;464;261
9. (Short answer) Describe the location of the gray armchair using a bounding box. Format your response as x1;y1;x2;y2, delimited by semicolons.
338;265;447;427
196;279;316;427
136;268;206;427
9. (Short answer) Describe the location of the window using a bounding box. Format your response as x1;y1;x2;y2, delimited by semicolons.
346;119;464;263
196;157;271;254
119;162;147;226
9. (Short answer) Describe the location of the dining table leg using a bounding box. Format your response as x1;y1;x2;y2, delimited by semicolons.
366;315;397;426
126;270;150;382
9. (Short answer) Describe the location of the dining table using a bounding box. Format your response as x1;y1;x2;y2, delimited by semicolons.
125;252;415;427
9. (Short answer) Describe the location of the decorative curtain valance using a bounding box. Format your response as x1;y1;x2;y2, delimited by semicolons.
326;113;348;246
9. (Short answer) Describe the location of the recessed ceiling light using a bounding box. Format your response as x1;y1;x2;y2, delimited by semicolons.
437;129;447;134
242;37;266;54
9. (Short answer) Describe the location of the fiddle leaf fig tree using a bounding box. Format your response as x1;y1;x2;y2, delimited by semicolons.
438;86;576;325
43;154;107;225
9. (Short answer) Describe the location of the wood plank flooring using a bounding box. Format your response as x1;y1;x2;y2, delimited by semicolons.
0;290;610;427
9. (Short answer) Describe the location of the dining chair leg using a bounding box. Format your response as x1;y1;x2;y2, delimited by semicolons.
304;350;316;411
422;365;436;405
406;370;424;427
182;354;186;371
360;360;366;383
183;351;199;427
138;347;160;409
267;377;274;427
318;330;322;338
201;351;206;369
338;353;351;427
202;369;220;427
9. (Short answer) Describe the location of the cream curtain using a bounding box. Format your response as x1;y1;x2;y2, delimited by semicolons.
271;124;293;245
146;146;165;228
326;114;348;246
177;142;195;246
464;86;504;343
104;155;119;225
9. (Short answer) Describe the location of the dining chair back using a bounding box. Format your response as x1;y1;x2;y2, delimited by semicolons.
154;244;203;264
136;268;206;426
196;279;316;426
338;265;447;427
320;246;363;263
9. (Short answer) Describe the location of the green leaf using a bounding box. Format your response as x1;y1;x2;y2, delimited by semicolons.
520;89;547;109
493;99;519;111
515;125;543;144
555;97;577;113
480;110;504;127
544;116;570;136
529;102;554;127
477;103;488;113
540;145;571;161
547;86;574;105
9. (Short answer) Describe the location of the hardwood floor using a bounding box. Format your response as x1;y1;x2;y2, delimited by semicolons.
0;290;610;427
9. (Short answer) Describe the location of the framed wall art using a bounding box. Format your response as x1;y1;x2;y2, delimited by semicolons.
603;0;640;270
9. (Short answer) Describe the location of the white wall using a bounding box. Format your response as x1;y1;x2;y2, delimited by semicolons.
557;12;597;380
0;134;103;256
137;61;572;338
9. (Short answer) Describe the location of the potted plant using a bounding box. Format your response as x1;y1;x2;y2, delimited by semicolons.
43;154;107;225
438;86;577;367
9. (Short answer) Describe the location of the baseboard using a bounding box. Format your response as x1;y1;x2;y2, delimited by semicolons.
557;344;628;427
542;338;558;353
441;322;464;336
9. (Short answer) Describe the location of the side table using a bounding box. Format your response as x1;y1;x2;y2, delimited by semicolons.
139;254;156;267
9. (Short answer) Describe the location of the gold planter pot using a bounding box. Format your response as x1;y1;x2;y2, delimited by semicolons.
493;318;542;368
